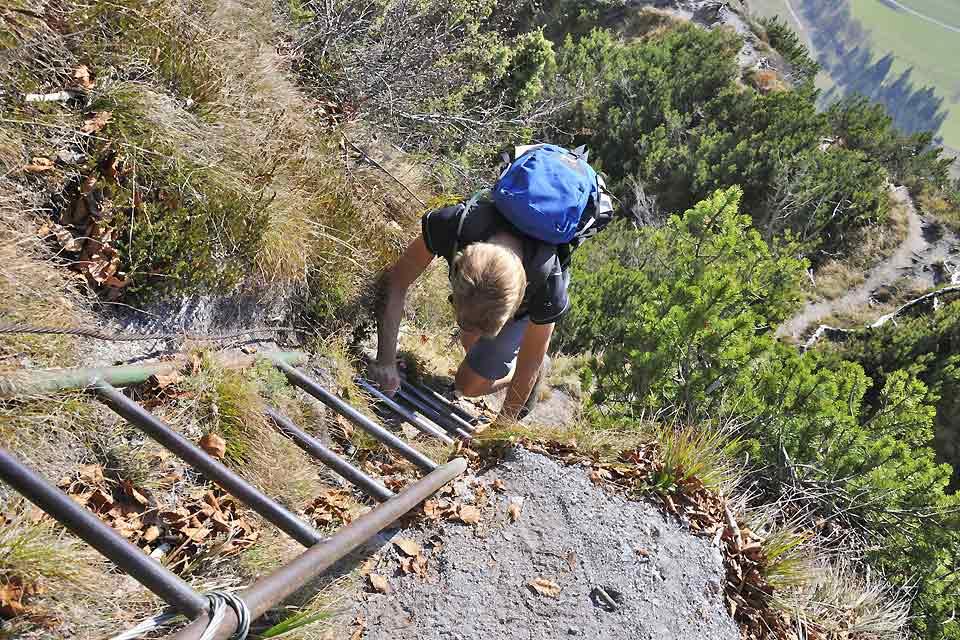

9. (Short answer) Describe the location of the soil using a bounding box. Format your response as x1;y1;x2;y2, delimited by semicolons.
355;449;738;640
778;185;960;339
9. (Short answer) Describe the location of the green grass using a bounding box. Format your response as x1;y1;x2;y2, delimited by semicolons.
849;0;960;148
885;0;960;26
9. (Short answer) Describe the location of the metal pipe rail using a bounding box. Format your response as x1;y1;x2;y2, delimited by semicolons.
0;350;308;397
95;381;323;547
355;377;454;444
168;457;467;640
0;447;208;618
264;407;394;502
270;358;437;473
395;387;473;441
401;381;476;433
411;379;482;426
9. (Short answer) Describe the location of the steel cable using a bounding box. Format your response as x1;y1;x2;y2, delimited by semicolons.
107;590;251;640
0;322;301;343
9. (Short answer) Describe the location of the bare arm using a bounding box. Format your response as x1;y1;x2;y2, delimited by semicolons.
372;234;434;393
499;322;554;421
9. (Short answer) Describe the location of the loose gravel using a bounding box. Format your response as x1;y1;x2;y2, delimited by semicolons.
357;448;739;640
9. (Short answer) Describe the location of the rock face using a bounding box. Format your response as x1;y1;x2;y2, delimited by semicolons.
359;449;739;640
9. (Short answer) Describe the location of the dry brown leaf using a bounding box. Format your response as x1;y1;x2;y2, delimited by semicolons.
422;499;440;520
393;537;421;557
23;157;54;173
369;573;390;594
130;486;149;506
491;478;505;492
71;65;94;89
400;555;428;578
88;488;114;511
80;111;112;134
350;615;366;640
0;581;26;616
199;433;226;459
334;414;354;439
153;371;183;389
529;577;561;598
458;505;481;525
203;491;221;511
507;501;522;523
78;463;104;484
143;526;161;543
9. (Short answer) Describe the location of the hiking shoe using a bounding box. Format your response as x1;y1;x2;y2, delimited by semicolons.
518;355;551;421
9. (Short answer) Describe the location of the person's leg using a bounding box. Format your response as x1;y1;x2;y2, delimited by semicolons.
454;318;529;397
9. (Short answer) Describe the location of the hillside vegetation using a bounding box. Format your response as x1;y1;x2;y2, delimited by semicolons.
1;0;960;639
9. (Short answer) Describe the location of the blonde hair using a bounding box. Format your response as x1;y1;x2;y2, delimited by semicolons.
450;242;526;336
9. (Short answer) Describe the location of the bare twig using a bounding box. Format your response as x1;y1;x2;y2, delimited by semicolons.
342;134;425;207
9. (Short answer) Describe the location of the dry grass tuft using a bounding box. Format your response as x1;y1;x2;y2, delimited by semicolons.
180;357;329;509
797;561;910;639
474;417;647;462
818;275;930;329
917;186;960;233
647;422;742;494
0;392;118;486
0;502;160;639
0;179;92;368
546;352;592;401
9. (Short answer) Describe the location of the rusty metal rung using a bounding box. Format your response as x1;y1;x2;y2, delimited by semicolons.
396;387;473;440
265;406;395;502
95;380;323;548
401;381;476;433
355;377;455;444
271;358;438;473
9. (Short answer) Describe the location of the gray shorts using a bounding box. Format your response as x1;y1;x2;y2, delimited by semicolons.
465;317;529;381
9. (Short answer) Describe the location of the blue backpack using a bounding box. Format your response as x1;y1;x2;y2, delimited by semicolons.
453;145;615;268
492;144;600;244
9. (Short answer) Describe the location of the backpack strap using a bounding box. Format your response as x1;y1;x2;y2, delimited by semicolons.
450;190;486;261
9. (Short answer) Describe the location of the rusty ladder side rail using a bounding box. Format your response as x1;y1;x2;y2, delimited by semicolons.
0;447;209;618
168;458;467;640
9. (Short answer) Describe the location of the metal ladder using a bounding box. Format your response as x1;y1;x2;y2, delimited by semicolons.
0;350;482;639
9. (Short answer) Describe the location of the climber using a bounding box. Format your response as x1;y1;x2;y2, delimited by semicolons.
369;144;614;421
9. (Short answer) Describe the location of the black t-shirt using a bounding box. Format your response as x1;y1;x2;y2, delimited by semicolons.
421;201;570;325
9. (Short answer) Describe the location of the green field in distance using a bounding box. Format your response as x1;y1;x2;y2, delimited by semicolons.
747;0;959;154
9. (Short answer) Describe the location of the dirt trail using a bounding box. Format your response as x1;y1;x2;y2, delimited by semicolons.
778;186;960;339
